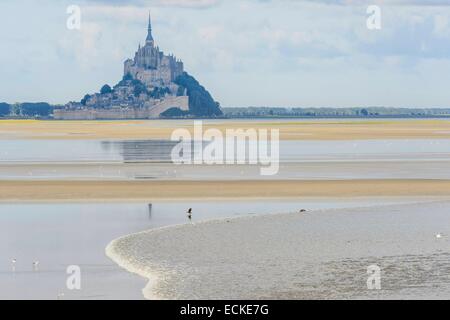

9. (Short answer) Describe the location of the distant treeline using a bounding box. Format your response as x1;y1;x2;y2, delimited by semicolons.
222;107;450;118
2;103;450;119
0;102;55;118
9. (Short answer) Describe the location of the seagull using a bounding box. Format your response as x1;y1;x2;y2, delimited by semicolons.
32;261;40;271
436;233;443;239
11;258;17;272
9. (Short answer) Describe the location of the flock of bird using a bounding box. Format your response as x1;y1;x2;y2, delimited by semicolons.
10;207;195;273
10;207;193;273
183;207;445;240
10;259;39;272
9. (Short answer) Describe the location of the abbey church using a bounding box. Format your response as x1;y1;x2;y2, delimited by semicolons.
124;13;184;90
55;12;193;120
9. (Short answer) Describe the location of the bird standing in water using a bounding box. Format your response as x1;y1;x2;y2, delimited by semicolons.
11;258;17;272
148;203;152;219
187;208;192;220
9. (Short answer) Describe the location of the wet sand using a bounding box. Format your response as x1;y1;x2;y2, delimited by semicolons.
3;179;450;201
4;161;450;181
2;198;422;299
106;201;450;300
3;119;450;299
2;119;450;140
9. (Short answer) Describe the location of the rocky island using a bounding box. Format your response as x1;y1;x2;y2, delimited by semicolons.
55;12;222;120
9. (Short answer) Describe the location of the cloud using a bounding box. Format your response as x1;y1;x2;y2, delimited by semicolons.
81;0;450;10
264;0;450;6
82;0;221;8
4;0;450;106
58;22;103;70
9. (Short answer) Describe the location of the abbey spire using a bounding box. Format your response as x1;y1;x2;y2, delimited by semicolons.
146;11;154;46
124;11;184;86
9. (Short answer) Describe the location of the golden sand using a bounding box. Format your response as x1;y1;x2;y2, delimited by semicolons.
2;179;450;201
1;119;450;140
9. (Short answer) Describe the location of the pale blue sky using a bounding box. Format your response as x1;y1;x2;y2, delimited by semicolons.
1;0;450;107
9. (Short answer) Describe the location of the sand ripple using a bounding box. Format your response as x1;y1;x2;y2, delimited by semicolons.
106;201;450;299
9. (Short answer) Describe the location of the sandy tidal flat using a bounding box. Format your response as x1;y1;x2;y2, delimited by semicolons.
107;201;450;300
2;119;450;140
3;179;450;201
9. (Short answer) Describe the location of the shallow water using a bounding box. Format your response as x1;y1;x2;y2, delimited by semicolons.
1;134;450;299
0;198;427;299
1;139;450;180
2;139;450;162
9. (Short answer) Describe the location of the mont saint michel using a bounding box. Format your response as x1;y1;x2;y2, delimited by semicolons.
55;13;222;120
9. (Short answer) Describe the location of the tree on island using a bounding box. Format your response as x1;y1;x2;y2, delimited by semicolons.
174;72;222;117
360;108;369;116
160;107;189;118
114;73;134;88
150;87;171;99
80;94;90;106
20;103;53;117
0;103;10;117
100;84;113;95
123;73;133;81
131;79;148;97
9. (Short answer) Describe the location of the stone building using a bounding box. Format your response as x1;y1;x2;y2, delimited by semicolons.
124;13;184;91
56;12;189;120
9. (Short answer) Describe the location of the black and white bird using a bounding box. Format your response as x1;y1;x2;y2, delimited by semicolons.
32;261;39;271
187;208;192;220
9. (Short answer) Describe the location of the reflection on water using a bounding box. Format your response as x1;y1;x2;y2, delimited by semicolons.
101;140;179;162
1;139;450;180
1;139;450;163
